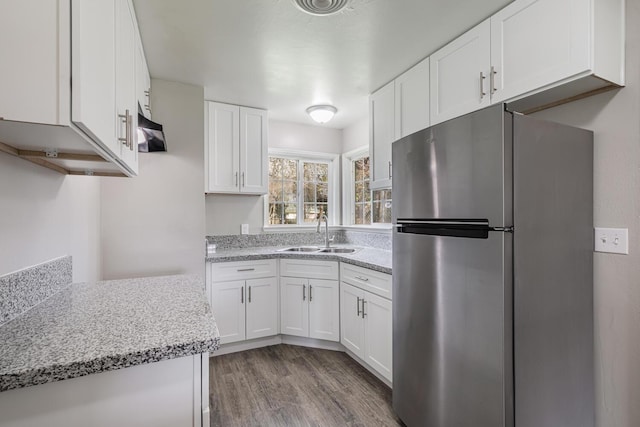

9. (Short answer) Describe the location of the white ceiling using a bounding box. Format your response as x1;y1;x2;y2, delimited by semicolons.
132;0;512;129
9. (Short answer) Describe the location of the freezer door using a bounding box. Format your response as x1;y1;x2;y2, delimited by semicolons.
392;104;512;227
392;229;513;427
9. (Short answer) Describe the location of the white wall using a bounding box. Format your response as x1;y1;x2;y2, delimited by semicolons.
205;120;344;235
342;116;368;153
100;79;206;279
0;156;101;283
531;5;640;426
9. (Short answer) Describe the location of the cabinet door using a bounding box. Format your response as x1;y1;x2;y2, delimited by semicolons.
490;0;590;104
280;277;309;338
210;280;246;344
0;0;64;125
340;283;365;358
71;0;117;154
239;107;268;194
115;0;138;174
430;19;491;126
205;101;240;193
246;277;278;340
308;279;340;342
369;81;395;190
395;57;430;140
136;35;151;119
364;292;392;382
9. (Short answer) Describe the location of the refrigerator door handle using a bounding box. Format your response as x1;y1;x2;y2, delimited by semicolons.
395;219;493;239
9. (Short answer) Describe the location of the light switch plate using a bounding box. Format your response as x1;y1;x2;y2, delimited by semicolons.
241;224;249;235
594;227;628;254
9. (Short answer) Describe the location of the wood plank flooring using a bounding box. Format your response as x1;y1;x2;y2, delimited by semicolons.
209;344;404;427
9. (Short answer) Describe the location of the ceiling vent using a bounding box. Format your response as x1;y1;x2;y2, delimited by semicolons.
293;0;350;16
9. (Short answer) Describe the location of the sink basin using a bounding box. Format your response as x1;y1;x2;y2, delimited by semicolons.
280;247;321;252
318;248;357;254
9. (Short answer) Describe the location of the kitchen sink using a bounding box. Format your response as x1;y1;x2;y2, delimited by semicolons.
318;248;356;254
279;246;321;252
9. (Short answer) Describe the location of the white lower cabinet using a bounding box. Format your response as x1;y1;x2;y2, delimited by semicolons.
208;260;278;345
280;260;340;342
340;264;393;382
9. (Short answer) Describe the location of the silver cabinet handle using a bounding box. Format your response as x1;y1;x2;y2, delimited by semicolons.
309;285;313;302
388;161;392;179
248;286;251;303
355;276;369;282
235;172;238;186
237;268;255;272
362;299;366;318
480;71;486;100
241;287;244;304
242;172;245;187
125;109;131;148
303;284;306;301
490;66;497;94
357;296;361;316
118;112;128;146
128;111;134;151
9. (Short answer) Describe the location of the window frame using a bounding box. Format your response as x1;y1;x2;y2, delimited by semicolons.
342;146;393;229
264;148;340;230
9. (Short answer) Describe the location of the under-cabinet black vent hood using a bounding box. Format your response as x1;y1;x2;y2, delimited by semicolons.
137;113;167;152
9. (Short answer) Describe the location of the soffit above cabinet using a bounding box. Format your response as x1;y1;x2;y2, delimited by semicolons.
132;0;512;129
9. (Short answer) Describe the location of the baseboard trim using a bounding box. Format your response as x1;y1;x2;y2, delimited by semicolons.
281;335;345;352
212;336;283;356
344;349;393;388
210;335;392;390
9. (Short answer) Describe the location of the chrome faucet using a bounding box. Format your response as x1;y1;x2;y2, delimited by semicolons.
317;213;333;248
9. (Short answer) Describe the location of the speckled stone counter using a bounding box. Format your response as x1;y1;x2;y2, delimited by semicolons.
0;275;220;392
206;245;392;274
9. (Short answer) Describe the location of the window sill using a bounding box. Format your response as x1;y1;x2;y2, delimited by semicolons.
263;225;339;233
339;224;392;232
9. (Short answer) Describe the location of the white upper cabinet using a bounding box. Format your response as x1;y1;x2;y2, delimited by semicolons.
372;0;623;130
71;0;117;154
205;102;240;192
0;0;149;177
394;57;430;140
370;59;430;190
115;0;138;174
0;1;65;125
136;35;152;120
492;0;624;112
430;19;491;126
205;101;268;194
369;81;395;190
239;107;269;194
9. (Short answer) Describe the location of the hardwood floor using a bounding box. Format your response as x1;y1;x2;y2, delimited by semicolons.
209;344;404;427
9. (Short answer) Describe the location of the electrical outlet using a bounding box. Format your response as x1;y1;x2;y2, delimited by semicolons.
594;227;628;254
241;224;249;235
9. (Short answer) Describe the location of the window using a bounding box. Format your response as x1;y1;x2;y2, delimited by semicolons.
344;149;392;225
267;152;336;226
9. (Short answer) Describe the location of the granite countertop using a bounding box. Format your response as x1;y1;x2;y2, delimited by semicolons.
0;274;220;392
206;245;392;274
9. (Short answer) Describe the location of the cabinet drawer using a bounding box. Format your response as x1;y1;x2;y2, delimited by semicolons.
340;263;392;300
280;259;339;280
211;259;277;282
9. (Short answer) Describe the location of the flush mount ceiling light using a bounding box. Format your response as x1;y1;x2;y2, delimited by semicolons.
306;105;338;124
293;0;350;16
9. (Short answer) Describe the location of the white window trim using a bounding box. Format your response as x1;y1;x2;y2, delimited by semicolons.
342;146;393;229
264;148;340;229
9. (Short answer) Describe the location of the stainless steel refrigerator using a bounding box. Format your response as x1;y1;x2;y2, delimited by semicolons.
392;104;594;427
